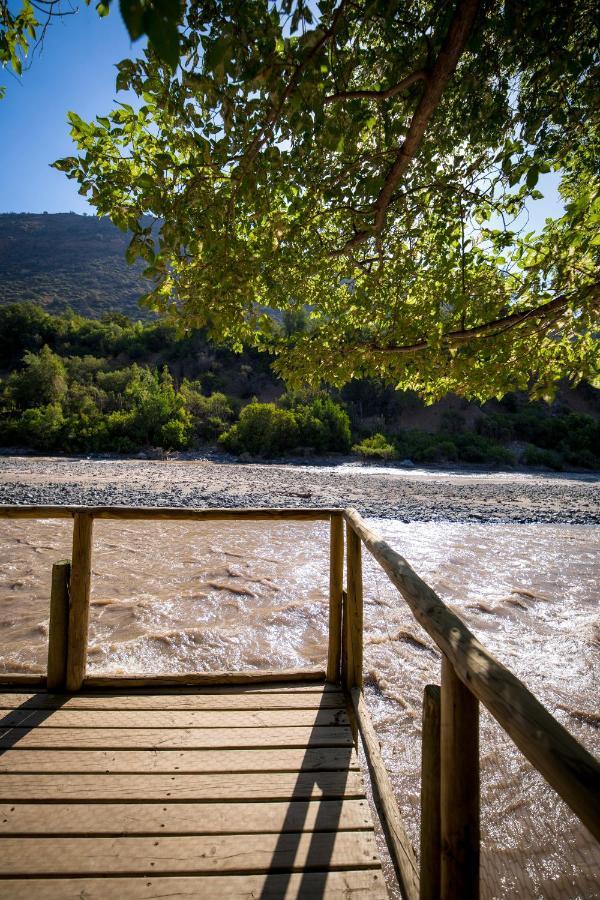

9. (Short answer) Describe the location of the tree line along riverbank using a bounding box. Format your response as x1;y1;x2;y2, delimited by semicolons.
0;302;599;472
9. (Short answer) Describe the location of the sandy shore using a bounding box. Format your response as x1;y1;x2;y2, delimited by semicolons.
0;454;598;523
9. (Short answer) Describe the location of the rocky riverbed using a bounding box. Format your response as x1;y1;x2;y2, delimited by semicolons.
0;454;598;523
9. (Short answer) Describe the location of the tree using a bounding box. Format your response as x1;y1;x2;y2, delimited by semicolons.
1;0;182;95
54;0;599;400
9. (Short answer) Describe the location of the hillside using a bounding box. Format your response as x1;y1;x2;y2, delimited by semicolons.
0;213;151;319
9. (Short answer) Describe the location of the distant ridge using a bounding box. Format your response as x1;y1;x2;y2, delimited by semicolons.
0;212;152;319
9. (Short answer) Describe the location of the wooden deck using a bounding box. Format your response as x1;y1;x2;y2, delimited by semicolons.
0;680;388;899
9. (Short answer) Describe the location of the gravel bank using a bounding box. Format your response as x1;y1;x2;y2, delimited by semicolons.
0;455;598;523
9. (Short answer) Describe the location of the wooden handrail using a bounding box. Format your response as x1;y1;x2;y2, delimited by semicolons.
343;507;600;844
0;505;337;520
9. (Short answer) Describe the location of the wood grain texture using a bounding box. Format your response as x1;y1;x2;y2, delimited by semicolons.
83;668;327;688
0;871;388;899
327;512;344;683
0;726;354;750
345;524;363;691
0;832;381;875
420;684;441;900
344;507;600;843
0;799;371;835
441;658;479;900
66;512;93;692
0;708;349;728
0;771;365;801
46;561;70;691
0;747;359;774
0;505;338;521
0;691;345;710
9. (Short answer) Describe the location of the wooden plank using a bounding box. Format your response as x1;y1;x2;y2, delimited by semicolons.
0;831;381;875
46;560;70;691
0;747;359;773
327;512;344;683
0;675;45;687
0;771;365;801
0;726;353;749
440;658;479;900
0;871;388;899
352;689;419;900
0;798;372;835
82;679;336;694
0;691;346;710
420;684;441;900
83;668;327;688
344;507;600;843
0;708;349;729
66;512;93;692
0;505;338;521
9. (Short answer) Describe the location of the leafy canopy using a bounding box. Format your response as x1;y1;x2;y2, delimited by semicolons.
1;0;182;94
53;0;599;400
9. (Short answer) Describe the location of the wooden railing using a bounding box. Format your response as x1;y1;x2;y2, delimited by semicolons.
0;503;598;900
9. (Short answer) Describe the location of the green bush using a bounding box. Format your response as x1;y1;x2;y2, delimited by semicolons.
220;398;351;457
523;445;564;470
420;440;458;463
352;433;396;460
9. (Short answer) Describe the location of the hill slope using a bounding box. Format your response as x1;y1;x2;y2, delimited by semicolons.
0;213;151;319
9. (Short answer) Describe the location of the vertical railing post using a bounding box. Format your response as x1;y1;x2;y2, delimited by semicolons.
420;684;441;900
66;512;94;691
441;656;480;900
344;521;363;692
327;513;344;683
47;560;71;691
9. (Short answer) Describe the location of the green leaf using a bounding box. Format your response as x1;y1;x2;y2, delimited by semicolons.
526;165;539;189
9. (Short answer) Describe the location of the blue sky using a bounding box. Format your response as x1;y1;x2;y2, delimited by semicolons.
0;4;142;213
1;10;564;230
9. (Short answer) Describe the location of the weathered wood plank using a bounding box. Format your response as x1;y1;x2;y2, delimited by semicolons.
327;512;344;683
0;871;388;899
420;684;441;900
0;747;359;774
0;831;381;875
83;668;327;688
0;505;338;521
441;658;479;900
66;512;93;692
46;561;70;691
0;691;345;710
0;708;348;729
0;726;353;749
0;799;372;835
0;771;365;801
0;675;45;687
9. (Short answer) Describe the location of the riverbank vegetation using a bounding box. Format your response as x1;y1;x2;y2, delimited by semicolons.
1;303;598;470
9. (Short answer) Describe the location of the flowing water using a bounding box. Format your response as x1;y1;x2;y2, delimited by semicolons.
0;515;598;898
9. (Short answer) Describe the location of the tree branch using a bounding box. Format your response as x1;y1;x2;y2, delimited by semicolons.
366;288;598;356
338;0;482;254
324;68;428;104
240;0;349;169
